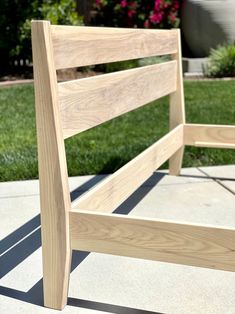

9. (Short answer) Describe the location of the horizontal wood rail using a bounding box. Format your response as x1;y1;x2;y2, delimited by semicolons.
58;61;177;138
51;25;178;69
72;124;184;212
194;142;235;149
70;210;235;272
184;124;235;149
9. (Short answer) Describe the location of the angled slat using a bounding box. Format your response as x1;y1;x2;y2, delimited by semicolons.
70;210;235;272
58;61;177;138
184;124;235;149
51;25;178;69
72;125;184;212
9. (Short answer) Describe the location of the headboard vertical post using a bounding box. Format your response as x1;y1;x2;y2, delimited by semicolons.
31;20;71;310
169;29;185;175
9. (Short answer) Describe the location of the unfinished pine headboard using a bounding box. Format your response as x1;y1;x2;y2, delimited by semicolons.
31;20;235;310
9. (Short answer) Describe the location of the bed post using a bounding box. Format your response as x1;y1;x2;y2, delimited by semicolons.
31;20;71;310
169;29;185;175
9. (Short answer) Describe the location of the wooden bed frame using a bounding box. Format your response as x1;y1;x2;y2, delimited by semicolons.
31;20;235;310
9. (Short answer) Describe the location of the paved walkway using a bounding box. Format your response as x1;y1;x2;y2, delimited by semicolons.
0;166;235;314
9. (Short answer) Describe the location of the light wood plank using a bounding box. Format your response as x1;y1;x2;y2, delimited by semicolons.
72;125;184;212
184;124;235;148
70;210;235;272
59;61;177;138
51;25;178;69
169;30;185;175
32;20;71;310
195;141;235;149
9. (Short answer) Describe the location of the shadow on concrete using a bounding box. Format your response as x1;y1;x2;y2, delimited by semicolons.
0;171;166;312
0;214;41;256
0;282;164;313
114;172;165;215
68;297;164;313
70;174;107;202
0;227;41;279
0;174;106;279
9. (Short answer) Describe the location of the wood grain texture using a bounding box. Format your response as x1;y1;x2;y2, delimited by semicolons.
70;210;235;272
184;124;235;149
194;142;235;149
58;61;177;138
32;20;71;310
72;125;184;212
169;30;185;175
32;20;235;312
51;25;178;69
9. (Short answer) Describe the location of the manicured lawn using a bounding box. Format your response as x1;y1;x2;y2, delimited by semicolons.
0;81;234;181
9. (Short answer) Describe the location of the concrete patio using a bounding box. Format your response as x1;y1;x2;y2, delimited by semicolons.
0;165;235;314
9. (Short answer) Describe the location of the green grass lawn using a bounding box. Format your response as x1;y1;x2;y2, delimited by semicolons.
0;81;234;181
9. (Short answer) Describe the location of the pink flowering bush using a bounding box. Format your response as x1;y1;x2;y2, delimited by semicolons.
93;0;180;29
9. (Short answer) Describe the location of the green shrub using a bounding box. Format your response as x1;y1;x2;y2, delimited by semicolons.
0;0;83;71
0;0;33;72
204;44;235;78
138;55;170;67
16;0;83;61
96;56;170;74
95;59;139;73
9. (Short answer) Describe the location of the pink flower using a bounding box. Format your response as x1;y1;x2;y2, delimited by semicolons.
170;13;176;23
150;12;162;24
154;0;161;10
173;1;180;10
144;19;150;28
121;0;127;8
130;1;138;9
93;0;180;28
128;10;134;18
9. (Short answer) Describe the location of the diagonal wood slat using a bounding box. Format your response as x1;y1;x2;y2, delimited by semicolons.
58;61;177;138
72;124;184;212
